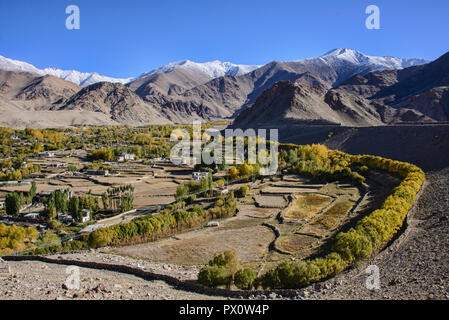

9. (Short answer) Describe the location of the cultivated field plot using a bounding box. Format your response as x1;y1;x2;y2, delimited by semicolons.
261;186;322;194
47;165;397;277
277;234;317;253
283;193;333;220
254;195;287;208
238;205;278;219
110;215;274;265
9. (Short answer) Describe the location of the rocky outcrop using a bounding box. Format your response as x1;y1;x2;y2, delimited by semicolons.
60;82;171;125
232;80;432;128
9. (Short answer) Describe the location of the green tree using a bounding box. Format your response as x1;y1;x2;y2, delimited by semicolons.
234;268;257;290
29;180;37;199
68;196;80;221
5;192;21;216
46;196;57;220
175;183;189;202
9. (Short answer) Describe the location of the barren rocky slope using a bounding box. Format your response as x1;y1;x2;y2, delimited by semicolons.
0;257;214;300
338;51;449;121
232;81;432;127
311;168;449;300
0;70;81;111
59;82;171;125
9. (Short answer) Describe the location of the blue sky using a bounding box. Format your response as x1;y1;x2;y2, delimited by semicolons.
0;0;448;78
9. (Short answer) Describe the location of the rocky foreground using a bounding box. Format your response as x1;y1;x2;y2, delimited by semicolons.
0;169;448;300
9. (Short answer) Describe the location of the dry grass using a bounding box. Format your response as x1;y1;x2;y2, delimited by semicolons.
279;235;316;252
254;195;287;208
312;215;338;230
110;222;273;265
284;194;333;219
324;201;353;216
237;205;278;218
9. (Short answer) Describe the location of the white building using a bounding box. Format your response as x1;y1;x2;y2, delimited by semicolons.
118;153;135;162
39;151;54;158
24;212;42;220
81;209;91;223
192;171;209;181
206;221;219;227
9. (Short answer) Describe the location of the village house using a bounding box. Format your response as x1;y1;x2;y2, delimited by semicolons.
205;221;219;227
24;212;42;220
57;213;74;224
38;151;54;158
86;169;109;176
81;209;91;223
192;171;209;181
118;153;135;162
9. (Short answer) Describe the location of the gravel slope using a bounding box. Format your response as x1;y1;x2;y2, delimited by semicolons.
309;168;449;300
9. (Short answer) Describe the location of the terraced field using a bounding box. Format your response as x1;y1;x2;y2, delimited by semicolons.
107;170;398;276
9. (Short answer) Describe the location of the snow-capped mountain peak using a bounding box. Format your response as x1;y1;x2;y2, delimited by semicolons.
137;60;262;80
0;55;43;75
0;55;132;87
321;48;428;70
41;67;132;87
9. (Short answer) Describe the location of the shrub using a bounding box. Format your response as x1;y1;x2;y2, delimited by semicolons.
198;250;242;288
198;265;232;288
235;185;249;198
234;268;257;290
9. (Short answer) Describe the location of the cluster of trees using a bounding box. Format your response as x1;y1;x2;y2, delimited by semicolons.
198;151;425;290
279;144;365;185
1;123;227;172
0;223;39;255
101;185;134;213
175;170;213;202
29;192;236;254
257;154;425;289
198;250;258;290
228;162;260;182
87;192;236;249
234;185;249;198
4;181;36;216
68;195;100;221
37;188;100;222
88;146;143;161
88;148;115;161
0;160;41;182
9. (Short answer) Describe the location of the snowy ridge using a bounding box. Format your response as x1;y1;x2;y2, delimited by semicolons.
41;67;133;87
0;55;132;87
1;49;428;88
137;60;262;80
0;55;42;75
319;48;428;70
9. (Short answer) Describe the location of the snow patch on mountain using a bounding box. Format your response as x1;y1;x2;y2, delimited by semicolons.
0;55;132;87
319;48;428;70
41;68;132;87
0;55;42;75
138;60;262;79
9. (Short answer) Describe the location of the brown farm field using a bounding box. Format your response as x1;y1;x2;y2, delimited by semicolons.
283;194;333;220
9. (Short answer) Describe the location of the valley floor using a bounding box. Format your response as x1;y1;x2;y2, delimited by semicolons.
1;169;447;300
